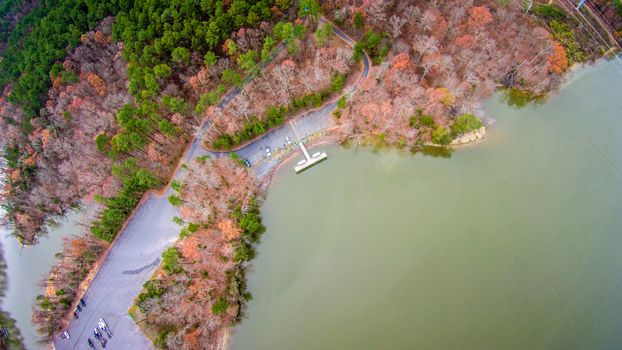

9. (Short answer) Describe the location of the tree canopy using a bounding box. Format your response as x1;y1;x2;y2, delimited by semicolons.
0;0;130;116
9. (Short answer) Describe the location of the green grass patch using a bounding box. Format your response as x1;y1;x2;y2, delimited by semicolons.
533;4;567;20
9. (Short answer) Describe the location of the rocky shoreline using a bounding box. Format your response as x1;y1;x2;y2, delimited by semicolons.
451;126;487;145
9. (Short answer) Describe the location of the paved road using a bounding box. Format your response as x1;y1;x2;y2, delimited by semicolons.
54;195;179;350
53;17;369;350
200;17;370;176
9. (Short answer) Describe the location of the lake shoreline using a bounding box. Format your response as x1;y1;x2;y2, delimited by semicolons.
226;57;622;349
223;54;621;349
220;117;489;350
259;123;489;188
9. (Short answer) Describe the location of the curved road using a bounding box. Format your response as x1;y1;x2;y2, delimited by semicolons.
53;18;370;350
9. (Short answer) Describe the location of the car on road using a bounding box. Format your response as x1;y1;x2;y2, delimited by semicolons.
265;147;272;157
285;136;291;145
99;318;113;337
243;158;251;167
94;328;107;347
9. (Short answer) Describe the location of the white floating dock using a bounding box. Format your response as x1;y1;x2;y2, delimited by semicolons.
294;142;327;173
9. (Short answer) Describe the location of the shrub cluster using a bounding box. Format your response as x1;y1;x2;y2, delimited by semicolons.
232;199;265;262
533;4;567;20
450;113;483;136
91;159;161;242
549;19;586;65
353;30;390;64
533;4;585;65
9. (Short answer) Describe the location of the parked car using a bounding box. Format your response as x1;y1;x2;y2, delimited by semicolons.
99;318;113;337
243;159;251;167
265;147;272;157
94;328;107;347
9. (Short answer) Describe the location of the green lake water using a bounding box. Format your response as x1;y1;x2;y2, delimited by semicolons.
0;211;81;350
229;60;622;350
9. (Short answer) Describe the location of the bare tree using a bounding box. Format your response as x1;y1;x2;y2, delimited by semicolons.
234;91;251;122
404;5;421;21
389;15;407;39
433;55;455;86
419;55;438;84
421;9;437;33
271;64;292;96
364;0;388;26
412;35;438;64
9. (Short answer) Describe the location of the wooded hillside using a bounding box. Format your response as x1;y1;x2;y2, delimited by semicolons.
1;0;290;243
321;0;603;147
134;157;262;349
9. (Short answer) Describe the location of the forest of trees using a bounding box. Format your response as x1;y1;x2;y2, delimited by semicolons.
0;0;608;233
0;1;133;243
0;0;298;345
3;0;600;243
318;0;606;148
0;0;130;115
32;233;107;341
1;0;292;244
1;19;136;244
0;0;608;348
0;0;36;54
91;0;289;242
0;1;296;345
591;0;622;34
134;157;262;349
205;22;355;150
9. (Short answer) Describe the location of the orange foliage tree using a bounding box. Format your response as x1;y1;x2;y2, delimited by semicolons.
87;73;106;96
468;6;493;27
548;41;569;74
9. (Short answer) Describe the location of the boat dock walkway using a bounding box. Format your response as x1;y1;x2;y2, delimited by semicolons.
294;141;327;173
